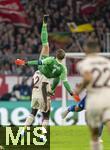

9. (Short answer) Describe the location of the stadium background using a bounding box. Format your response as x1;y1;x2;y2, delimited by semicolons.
0;0;110;149
0;0;110;125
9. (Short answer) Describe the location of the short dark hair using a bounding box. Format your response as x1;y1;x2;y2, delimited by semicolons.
56;49;65;60
86;40;99;50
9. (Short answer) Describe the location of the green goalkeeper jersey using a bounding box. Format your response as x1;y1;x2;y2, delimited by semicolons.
26;21;73;95
27;56;72;95
38;57;67;81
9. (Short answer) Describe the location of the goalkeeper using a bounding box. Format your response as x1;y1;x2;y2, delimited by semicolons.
16;15;80;140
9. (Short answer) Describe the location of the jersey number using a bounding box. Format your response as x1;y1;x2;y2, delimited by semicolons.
32;76;39;88
52;65;60;74
92;67;110;88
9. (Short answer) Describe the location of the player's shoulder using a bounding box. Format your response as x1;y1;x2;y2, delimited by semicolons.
79;55;109;65
98;56;110;67
57;62;67;74
40;55;49;60
77;55;96;72
55;59;66;68
88;55;110;65
41;55;54;60
48;56;55;60
60;63;67;70
97;55;110;62
78;55;110;69
43;56;55;63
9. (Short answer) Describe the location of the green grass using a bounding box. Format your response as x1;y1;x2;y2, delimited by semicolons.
50;126;110;150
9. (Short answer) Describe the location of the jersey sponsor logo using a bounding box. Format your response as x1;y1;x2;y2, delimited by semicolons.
32;75;40;88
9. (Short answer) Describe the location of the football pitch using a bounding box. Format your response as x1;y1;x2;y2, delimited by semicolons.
0;126;109;150
50;126;110;150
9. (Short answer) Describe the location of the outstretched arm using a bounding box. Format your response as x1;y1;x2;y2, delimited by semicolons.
27;57;53;66
60;66;80;102
15;56;54;66
63;81;73;95
50;77;73;97
51;77;60;93
26;60;42;66
51;75;73;96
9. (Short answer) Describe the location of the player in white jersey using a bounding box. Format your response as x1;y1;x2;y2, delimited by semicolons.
75;40;110;150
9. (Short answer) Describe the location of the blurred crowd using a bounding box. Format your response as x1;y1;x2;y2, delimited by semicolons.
0;77;32;101
0;0;110;75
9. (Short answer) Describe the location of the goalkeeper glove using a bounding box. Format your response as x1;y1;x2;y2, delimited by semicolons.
15;59;26;66
47;88;55;96
70;91;80;102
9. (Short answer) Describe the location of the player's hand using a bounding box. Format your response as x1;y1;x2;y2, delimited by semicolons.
47;88;55;96
72;92;80;102
15;59;26;66
47;90;54;96
43;14;49;24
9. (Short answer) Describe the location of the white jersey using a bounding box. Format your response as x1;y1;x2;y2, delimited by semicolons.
77;54;110;127
77;54;110;109
31;71;51;112
32;70;50;89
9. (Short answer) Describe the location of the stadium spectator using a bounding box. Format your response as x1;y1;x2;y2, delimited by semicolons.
0;0;110;75
12;77;31;101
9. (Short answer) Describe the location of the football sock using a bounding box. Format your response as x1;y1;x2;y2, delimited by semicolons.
41;119;49;136
91;140;103;150
42;119;49;126
20;114;35;136
98;124;103;137
25;114;35;126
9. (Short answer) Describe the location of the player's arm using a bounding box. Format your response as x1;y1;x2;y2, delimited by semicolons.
26;60;42;66
60;66;72;95
15;57;54;66
51;77;60;93
49;73;75;98
47;77;60;96
75;71;92;95
40;15;49;59
60;66;80;101
50;67;70;93
27;57;52;65
63;81;72;95
49;75;81;97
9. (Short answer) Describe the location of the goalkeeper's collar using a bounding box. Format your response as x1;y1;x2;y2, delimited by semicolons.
56;58;62;64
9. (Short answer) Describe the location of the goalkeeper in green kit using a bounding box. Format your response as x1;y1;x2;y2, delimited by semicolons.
16;15;80;140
